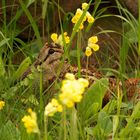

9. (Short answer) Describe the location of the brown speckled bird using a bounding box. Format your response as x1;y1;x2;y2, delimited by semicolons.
21;42;140;103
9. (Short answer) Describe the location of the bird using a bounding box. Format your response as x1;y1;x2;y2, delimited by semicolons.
21;42;140;104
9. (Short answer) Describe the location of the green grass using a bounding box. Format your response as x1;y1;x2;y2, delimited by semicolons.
0;0;140;139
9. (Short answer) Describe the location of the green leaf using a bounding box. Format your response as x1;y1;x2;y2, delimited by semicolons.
13;57;31;80
79;78;109;110
0;38;10;48
19;0;42;48
42;0;49;19
98;111;113;135
102;99;117;113
88;111;113;139
120;101;140;137
0;120;21;140
0;56;5;76
78;78;109;124
27;0;35;7
2;84;21;99
20;92;39;106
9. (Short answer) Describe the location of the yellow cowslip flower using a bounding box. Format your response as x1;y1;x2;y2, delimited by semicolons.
51;32;70;46
63;32;70;44
0;101;5;110
44;98;63;117
60;80;85;106
71;9;83;24
86;12;95;23
75;8;83;17
79;23;84;30
89;43;99;52
64;35;70;44
87;16;94;23
65;73;75;80
59;92;82;108
85;47;92;56
82;3;88;10
71;16;78;23
51;33;58;43
71;3;94;30
57;34;70;46
22;108;39;134
85;36;99;57
78;78;89;88
71;9;85;30
59;74;89;108
88;36;98;44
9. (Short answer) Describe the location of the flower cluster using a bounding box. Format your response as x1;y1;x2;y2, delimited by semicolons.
22;108;39;134
44;98;63;116
85;36;100;56
44;73;89;117
59;73;89;108
51;32;70;46
0;101;5;110
71;2;94;30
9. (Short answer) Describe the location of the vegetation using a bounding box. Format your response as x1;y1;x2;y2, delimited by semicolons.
0;0;140;139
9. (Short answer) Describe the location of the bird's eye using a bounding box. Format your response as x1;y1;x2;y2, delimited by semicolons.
48;48;55;54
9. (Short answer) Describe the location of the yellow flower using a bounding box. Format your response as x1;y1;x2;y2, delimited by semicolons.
86;12;94;23
87;16;94;23
71;9;84;25
75;8;83;16
51;33;58;43
71;9;85;30
89;43;99;51
78;78;89;88
59;93;75;108
85;47;92;56
51;32;70;46
65;73;75;80
64;33;70;44
0;101;5;110
85;36;100;57
71;16;78;23
88;36;98;44
82;3;88;10
79;23;84;30
44;98;63;117
71;4;94;30
22;108;39;134
59;73;89;108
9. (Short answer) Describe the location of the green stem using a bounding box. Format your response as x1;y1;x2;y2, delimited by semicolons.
77;31;81;77
39;69;43;128
70;107;77;140
44;115;48;140
63;106;67;140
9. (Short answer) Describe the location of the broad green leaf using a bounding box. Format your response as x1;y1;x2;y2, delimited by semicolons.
78;78;109;124
79;78;109;110
98;111;113;135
